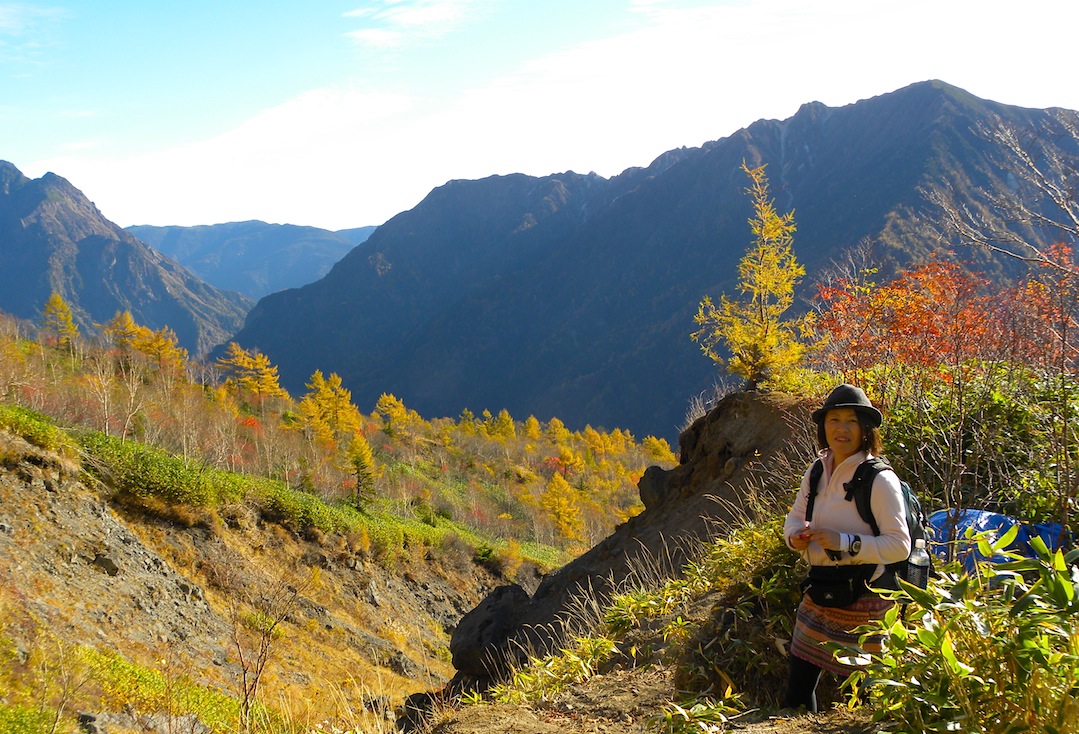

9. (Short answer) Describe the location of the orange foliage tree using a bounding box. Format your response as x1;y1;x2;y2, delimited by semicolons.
814;260;1017;410
813;254;1079;522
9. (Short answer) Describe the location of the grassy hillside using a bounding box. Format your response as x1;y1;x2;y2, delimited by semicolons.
0;305;676;734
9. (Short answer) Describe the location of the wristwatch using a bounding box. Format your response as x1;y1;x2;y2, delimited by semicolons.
849;534;862;556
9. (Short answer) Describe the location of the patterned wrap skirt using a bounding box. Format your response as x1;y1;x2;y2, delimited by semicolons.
790;592;894;675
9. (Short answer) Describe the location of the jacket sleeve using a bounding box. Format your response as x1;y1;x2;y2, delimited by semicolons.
860;469;911;565
782;464;813;551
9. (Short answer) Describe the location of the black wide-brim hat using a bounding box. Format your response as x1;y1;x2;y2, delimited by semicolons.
812;383;883;427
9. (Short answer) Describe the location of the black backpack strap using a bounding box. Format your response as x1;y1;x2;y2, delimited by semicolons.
806;459;824;522
844;457;890;536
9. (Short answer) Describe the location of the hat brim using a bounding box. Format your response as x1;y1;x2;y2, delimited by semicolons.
812;403;883;427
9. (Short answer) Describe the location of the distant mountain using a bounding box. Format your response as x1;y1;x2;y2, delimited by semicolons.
335;226;379;244
128;221;376;299
229;81;1079;439
0;162;252;355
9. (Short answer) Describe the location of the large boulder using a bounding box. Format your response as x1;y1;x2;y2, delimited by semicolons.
450;584;531;676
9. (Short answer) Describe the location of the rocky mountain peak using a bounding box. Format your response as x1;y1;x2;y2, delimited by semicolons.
0;162;252;355
0;160;30;194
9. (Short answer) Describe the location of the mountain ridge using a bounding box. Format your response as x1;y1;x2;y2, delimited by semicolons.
0;162;252;355
228;80;1073;440
128;220;376;299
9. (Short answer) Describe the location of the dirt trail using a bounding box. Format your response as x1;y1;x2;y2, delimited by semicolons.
425;665;879;734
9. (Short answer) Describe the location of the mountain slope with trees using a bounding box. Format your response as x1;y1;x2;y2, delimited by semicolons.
128;221;376;299
230;80;1076;441
0;162;252;355
0;297;677;733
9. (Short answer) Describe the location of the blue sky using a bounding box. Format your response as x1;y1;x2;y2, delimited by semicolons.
3;0;1078;230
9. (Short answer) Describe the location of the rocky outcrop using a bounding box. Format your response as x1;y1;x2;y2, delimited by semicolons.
448;390;813;680
450;584;531;674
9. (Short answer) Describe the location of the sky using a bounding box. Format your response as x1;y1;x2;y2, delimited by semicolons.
3;0;1078;231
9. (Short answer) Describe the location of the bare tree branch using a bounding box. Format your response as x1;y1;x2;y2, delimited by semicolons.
928;109;1079;275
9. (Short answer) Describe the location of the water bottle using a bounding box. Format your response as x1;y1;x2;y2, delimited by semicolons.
907;538;931;589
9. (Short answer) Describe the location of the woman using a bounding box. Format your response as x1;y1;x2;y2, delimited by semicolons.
782;384;910;712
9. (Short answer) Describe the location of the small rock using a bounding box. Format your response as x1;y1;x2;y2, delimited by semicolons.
93;554;120;576
77;711;106;734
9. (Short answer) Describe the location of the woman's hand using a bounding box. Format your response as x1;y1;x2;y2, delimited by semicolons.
789;526;813;551
790;528;842;553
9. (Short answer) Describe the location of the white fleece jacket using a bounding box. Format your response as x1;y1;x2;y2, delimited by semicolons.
783;450;911;581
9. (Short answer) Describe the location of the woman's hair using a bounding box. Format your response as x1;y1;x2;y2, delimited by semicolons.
817;411;884;455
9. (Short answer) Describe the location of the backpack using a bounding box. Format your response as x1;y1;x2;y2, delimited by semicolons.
806;456;932;590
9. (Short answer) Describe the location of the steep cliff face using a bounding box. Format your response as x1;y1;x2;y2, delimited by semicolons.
0;162;251;355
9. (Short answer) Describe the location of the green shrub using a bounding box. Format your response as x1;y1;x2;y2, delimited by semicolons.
250;478;345;533
671;519;804;707
597;518;805;708
853;526;1079;732
473;543;495;564
368;520;405;568
518;541;567;571
78;431;216;505
883;366;1075;526
488;635;618;704
652;697;742;734
0;404;75;455
0;703;52;734
85;648;240;734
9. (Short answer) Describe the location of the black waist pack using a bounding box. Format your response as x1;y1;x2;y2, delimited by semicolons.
802;565;877;608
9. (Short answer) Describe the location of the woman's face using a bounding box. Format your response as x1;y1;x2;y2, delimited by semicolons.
824;407;863;463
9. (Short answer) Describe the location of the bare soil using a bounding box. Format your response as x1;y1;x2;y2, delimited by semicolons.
426;665;879;733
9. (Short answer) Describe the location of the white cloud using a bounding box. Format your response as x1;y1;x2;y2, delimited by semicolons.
0;3;63;63
343;0;485;47
31;87;430;229
25;0;1079;230
0;4;44;33
343;28;404;47
375;0;473;28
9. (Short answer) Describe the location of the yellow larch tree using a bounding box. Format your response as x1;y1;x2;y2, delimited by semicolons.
545;417;571;445
217;342;289;405
298;370;363;443
540;472;584;544
692;162;814;390
523;415;542;441
41;292;79;350
346;430;379;508
375;393;420;438
102;310;151;351
135;327;188;374
487;408;516;440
